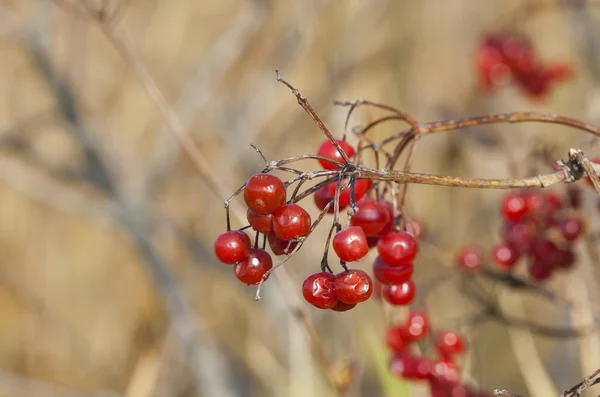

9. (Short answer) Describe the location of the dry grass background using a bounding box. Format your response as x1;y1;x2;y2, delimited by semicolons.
1;0;600;396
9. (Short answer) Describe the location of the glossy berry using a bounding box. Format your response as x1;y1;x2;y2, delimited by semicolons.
244;173;286;215
559;217;583;241
272;204;312;241
333;269;373;304
332;226;369;262
383;281;416;306
431;359;460;383
327;179;373;209
233;248;273;284
389;353;432;381
456;246;483;272
373;257;414;285
377;231;418;266
491;242;520;269
330;301;357;312
386;326;408;352
402;311;430;342
314;185;337;213
214;230;251;264
504;221;537;255
302;272;338;309
350;199;392;236
246;209;273;234
267;233;298;256
501;193;527;222
435;330;466;357
317;139;355;170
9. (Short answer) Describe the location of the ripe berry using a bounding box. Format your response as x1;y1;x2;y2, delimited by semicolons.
214;230;251;264
390;353;432;381
317;139;355;170
435;331;466;357
403;311;430;342
502;193;527;222
386;326;408;351
373;257;414;285
527;258;553;282
327;179;373;209
533;238;560;267
330;301;357;312
234;248;273;284
491;242;520;269
504;221;537;255
244;173;286;215
272;204;311;241
314;185;337;213
302;272;338;309
456;246;483;272
405;218;425;240
556;249;576;270
350;199;392;236
431;359;460;383
383;281;416;306
246;209;273;234
377;231;418;266
267;233;298;256
333;269;373;304
332;226;369;262
559;217;583;241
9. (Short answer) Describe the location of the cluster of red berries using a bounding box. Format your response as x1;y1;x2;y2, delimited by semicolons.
303;139;423;311
214;172;312;284
386;311;483;397
477;32;573;98
457;187;584;282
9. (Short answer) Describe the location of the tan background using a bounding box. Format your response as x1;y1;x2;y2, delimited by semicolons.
0;1;599;396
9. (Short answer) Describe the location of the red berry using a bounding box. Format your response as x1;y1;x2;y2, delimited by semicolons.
267;233;298;256
403;310;430;341
233;248;273;284
373;257;414;285
214;230;251;264
246;209;273;234
317;139;355;170
314;185;337;213
502;192;528;222
333;269;373;304
456;246;483;272
477;44;510;91
559;217;583;241
390;353;432;381
327;179;373;208
491;242;520;269
556;249;576;270
330;301;357;312
499;34;535;73
350;199;392;236
533;238;560;267
504;221;537;255
567;187;582;208
302;272;338;309
527;258;553;282
377;231;418;266
332;226;369;262
244;173;286;215
383;281;416;306
405;218;425;240
431;359;460;383
386;326;408;351
435;330;466;357
272;204;311;241
546;63;573;81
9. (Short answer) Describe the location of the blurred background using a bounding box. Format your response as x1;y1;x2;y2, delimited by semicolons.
1;0;600;396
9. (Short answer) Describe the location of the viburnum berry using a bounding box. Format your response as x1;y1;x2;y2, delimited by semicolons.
246;209;273;234
267;233;298;256
330;301;357;312
402;310;430;342
527;258;553;282
377;231;419;266
383;281;416;306
302;272;338;309
431;359;460;383
501;192;528;222
350;199;392;236
405;218;425;240
317;138;355;170
233;248;273;285
272;203;311;241
313;185;337;213
491;242;520;270
456;246;483;272
373;257;414;285
556;249;576;270
327;179;373;208
389;353;432;381
504;221;537;255
435;330;466;358
333;269;373;304
214;230;251;264
387;326;408;351
533;238;560;267
244;173;286;215
332;226;369;262
559;217;583;241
